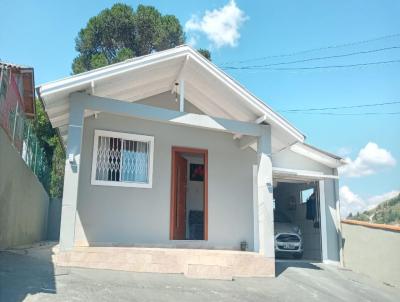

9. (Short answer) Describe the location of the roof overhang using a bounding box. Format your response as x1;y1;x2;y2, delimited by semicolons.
290;142;346;168
37;45;305;151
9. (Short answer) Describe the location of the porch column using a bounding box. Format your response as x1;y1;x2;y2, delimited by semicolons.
256;125;274;257
59;95;84;251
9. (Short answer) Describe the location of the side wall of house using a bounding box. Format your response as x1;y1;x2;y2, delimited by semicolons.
0;127;49;249
74;112;257;250
272;149;341;263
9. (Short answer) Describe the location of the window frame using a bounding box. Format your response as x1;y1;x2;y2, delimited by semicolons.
91;129;154;188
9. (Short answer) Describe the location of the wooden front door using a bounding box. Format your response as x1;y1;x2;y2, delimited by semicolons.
170;146;208;241
173;154;187;240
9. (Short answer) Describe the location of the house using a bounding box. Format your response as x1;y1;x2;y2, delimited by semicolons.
37;46;345;279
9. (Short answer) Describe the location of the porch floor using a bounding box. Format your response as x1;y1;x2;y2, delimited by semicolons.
56;246;275;280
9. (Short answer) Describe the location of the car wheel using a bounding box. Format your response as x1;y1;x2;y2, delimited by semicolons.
293;252;303;259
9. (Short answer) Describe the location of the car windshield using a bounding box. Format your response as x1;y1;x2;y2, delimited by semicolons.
274;210;291;223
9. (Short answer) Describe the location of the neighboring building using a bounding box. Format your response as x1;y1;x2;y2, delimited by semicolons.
0;62;35;149
0;62;49;249
37;46;345;278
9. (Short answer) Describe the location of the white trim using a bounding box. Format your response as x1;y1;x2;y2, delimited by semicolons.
272;167;339;180
91;129;154;188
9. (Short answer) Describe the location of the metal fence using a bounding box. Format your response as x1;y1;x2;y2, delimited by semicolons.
0;67;50;191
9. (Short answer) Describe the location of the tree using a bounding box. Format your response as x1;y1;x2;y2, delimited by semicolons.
72;3;212;73
72;3;185;73
197;48;211;61
33;99;65;198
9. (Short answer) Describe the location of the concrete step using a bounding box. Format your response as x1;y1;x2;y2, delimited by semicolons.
56;246;274;280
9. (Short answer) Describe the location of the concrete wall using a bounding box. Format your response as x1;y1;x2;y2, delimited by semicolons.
47;198;62;241
322;178;341;262
0;127;49;249
74;112;257;250
342;222;400;287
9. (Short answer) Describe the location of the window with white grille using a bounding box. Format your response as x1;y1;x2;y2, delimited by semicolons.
91;130;154;188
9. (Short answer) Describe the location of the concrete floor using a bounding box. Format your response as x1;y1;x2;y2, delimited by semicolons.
0;244;399;302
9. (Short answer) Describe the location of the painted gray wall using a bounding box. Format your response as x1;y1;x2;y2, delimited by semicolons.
136;91;203;114
74;112;257;250
342;223;400;287
274;182;322;260
47;198;62;241
323;178;341;262
0;127;49;249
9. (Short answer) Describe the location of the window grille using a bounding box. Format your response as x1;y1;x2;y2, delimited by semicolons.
91;130;154;188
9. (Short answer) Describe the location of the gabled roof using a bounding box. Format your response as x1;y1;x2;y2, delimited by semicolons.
37;45;306;152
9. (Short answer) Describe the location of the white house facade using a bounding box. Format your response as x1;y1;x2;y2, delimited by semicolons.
38;46;345;279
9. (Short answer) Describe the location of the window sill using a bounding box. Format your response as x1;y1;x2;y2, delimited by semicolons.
91;180;152;188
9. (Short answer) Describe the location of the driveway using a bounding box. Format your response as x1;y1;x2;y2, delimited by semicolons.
0;244;399;302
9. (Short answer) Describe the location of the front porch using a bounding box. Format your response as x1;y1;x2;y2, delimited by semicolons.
56;246;275;280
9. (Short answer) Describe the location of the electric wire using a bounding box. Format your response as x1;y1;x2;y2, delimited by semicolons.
279;101;400;112
222;59;400;71
220;46;400;69
220;32;400;65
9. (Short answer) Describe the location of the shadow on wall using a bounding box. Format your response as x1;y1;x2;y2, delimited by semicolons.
47;198;62;241
0;242;58;301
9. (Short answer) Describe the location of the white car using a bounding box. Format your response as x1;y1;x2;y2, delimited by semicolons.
274;210;303;259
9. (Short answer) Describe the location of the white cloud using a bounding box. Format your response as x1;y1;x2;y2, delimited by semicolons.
339;186;365;217
339;186;400;217
339;142;396;177
185;0;248;48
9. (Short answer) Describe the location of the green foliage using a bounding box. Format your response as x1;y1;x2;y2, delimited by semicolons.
72;3;185;73
113;48;134;63
90;53;108;69
197;48;211;61
33;99;65;198
350;212;370;222
348;193;400;225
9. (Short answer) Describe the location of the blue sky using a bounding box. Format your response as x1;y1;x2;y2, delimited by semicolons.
1;0;399;215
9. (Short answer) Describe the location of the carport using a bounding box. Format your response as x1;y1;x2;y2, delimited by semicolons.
272;167;340;262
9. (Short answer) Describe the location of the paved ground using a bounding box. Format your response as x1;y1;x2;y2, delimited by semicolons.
0;245;399;302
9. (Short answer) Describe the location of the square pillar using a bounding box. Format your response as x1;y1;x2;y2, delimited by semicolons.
59;96;84;251
256;125;274;258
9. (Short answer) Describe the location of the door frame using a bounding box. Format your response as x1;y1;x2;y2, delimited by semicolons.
170;146;208;240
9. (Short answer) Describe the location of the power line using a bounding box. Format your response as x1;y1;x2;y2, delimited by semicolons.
221;46;400;69
279;101;400;112
220;32;400;65
222;59;400;71
284;111;400;116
